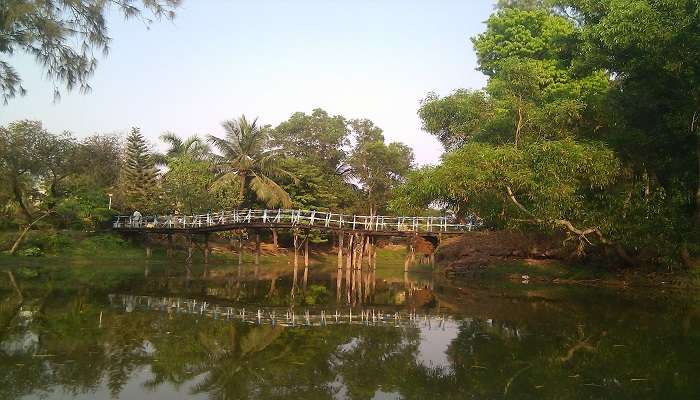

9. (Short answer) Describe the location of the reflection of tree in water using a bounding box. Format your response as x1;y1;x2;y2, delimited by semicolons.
3;268;700;399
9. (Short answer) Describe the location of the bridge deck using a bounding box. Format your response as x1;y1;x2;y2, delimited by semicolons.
113;209;476;236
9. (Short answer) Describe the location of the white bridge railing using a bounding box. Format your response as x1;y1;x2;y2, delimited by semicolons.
113;209;477;234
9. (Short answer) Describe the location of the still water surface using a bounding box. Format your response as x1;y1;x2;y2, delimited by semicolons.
1;260;699;399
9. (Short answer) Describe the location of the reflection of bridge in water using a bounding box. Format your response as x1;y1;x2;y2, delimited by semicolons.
110;294;454;330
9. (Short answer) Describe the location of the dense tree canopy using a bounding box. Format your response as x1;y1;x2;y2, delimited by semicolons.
404;0;699;265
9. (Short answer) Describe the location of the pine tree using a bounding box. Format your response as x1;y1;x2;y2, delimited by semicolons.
118;127;159;212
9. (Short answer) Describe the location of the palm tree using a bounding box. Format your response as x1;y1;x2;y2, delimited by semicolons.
207;115;293;208
155;132;211;165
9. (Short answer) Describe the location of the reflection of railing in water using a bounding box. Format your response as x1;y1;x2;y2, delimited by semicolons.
109;294;453;329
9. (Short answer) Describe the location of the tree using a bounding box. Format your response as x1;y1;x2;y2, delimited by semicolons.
0;120;53;221
161;157;218;214
116;127;159;212
391;139;622;253
418;90;494;151
560;0;700;261
271;109;350;174
73;134;123;188
347;119;414;215
155;132;210;166
207;115;293;208
404;4;657;261
0;0;181;103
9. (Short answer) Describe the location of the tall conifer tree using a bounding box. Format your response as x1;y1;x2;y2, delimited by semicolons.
118;127;159;212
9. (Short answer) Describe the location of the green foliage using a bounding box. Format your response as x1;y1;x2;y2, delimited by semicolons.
208;115;293;208
347;119;414;215
0;0;181;102
17;246;43;257
271;108;349;173
303;284;329;305
392;139;619;227
162;157;216;213
404;2;699;264
71;234;128;256
116;127;160;212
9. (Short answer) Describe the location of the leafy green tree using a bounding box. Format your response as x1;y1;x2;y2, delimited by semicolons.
406;5;648;260
116;127;160;212
0;120;52;221
392;139;621;252
72;134;123;188
560;0;700;262
162;157;219;214
278;158;358;211
347;119;414;215
0;0;181;102
207;115;293;208
271;108;350;174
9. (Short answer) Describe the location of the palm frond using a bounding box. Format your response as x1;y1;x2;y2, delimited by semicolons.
249;174;292;208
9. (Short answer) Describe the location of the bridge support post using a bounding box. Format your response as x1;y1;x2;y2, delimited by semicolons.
410;234;416;264
167;234;173;258
238;231;243;265
372;237;378;270
337;232;344;269
293;229;299;290
304;234;309;268
144;234;152;258
254;230;261;265
203;233;210;264
186;235;193;263
346;234;353;272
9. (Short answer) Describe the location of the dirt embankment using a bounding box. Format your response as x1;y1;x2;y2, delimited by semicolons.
437;231;565;272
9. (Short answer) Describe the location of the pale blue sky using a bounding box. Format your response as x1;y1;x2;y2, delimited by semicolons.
0;0;495;165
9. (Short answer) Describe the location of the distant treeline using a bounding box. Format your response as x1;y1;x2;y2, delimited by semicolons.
0;111;414;234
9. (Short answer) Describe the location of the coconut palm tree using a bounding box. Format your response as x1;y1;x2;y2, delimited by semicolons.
155;132;211;166
207;115;293;208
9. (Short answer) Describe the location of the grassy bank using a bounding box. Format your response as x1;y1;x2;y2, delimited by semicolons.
0;229;420;270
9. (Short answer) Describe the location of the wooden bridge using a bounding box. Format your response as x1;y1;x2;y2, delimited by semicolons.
112;209;476;236
112;209;478;271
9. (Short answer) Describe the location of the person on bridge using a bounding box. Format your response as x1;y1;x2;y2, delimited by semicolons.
132;210;143;226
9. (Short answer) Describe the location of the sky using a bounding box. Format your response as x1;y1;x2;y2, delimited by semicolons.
0;0;495;165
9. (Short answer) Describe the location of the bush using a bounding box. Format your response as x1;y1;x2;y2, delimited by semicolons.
18;247;43;257
72;234;128;255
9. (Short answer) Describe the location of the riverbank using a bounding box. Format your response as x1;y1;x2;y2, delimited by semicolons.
2;229;698;289
437;232;700;289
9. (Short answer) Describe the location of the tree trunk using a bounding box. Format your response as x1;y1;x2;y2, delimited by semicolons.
254;230;260;265
271;228;278;249
8;211;51;255
11;177;33;222
6;270;23;302
695;124;700;226
337;232;344;269
515;96;524;148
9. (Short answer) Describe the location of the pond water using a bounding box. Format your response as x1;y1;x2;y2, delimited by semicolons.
1;259;699;399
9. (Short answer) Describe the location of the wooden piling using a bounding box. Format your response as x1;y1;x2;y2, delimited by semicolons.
238;231;243;265
186;235;193;263
254;230;261;265
304;234;309;267
167;234;174;258
337;232;344;269
144;234;152;258
203;233;210;264
293;229;299;289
